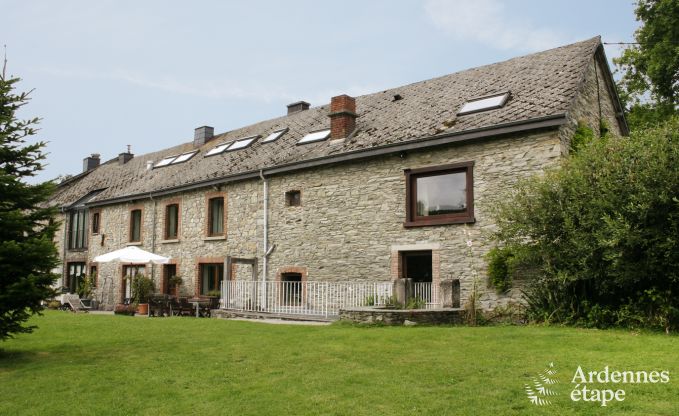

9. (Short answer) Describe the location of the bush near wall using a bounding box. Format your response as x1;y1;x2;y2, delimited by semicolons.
489;117;679;332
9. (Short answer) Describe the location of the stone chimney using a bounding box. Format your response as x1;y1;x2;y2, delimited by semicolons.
329;95;357;139
287;101;310;115
118;145;134;165
82;153;100;172
194;126;215;147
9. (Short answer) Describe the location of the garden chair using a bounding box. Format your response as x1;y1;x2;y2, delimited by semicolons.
63;294;91;313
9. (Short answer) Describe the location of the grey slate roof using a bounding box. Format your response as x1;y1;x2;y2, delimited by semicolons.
52;36;604;208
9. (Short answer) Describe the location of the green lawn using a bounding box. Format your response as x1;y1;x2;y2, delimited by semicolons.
0;312;677;415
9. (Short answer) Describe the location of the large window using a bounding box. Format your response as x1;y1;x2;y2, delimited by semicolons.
200;263;223;295
68;209;88;249
404;162;474;227
207;197;224;236
66;262;86;293
165;204;179;240
129;209;142;242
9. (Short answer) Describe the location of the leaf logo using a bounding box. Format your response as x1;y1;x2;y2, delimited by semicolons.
525;362;559;406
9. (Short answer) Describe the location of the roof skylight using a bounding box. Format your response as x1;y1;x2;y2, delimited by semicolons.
226;135;258;151
154;155;177;167
170;151;198;164
298;129;331;145
262;128;288;143
205;142;231;157
458;92;509;115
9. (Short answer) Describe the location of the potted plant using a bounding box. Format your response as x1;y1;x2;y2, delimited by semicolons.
131;274;155;315
169;275;183;297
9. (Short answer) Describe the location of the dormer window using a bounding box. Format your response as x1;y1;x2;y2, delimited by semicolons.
457;92;510;116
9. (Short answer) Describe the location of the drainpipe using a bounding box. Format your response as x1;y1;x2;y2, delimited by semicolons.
60;207;68;292
259;170;268;308
150;194;157;290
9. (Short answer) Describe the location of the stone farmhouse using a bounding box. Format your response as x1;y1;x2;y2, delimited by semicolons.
49;36;627;313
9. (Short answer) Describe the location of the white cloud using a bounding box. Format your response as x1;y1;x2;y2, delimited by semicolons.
424;0;567;52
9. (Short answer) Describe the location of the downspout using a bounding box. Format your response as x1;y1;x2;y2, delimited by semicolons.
259;170;268;308
60;207;68;291
150;193;157;288
150;193;156;317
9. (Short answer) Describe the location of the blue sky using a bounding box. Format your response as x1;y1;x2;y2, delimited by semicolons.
1;0;639;183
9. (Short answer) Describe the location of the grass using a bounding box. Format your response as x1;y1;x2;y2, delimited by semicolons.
0;312;677;415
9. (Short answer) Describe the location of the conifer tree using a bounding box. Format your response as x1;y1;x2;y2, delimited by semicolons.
0;64;60;341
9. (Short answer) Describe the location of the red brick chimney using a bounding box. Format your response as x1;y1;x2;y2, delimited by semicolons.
329;94;357;139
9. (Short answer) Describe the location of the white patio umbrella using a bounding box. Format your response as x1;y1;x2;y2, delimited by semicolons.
93;246;170;264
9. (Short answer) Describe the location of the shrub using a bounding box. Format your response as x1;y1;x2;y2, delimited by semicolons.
486;247;514;293
491;117;679;332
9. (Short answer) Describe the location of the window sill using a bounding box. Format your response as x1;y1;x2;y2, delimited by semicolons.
126;241;142;246
67;248;88;252
161;239;180;244
203;235;226;241
403;216;475;228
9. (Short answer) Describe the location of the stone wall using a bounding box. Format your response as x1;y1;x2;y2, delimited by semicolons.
339;307;464;325
57;129;561;310
559;55;625;155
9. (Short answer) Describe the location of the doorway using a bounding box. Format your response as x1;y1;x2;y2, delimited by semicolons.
281;272;302;305
401;251;433;283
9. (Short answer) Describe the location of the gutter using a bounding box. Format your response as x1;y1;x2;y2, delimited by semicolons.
86;114;566;208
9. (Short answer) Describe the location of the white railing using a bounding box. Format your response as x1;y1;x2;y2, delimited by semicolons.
222;280;393;317
413;282;441;309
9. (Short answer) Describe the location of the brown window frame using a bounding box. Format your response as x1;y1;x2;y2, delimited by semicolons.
404;161;475;227
129;209;143;242
206;196;225;237
164;203;180;240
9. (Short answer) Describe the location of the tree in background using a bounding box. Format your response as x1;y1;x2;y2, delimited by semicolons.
489;118;679;332
614;0;679;129
0;65;59;341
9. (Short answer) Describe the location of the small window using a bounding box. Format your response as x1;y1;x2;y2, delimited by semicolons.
91;212;100;234
205;142;231;156
165;204;179;240
262;128;288;143
457;92;509;115
297;129;330;145
226;135;258;151
154;156;177;167
170;151;198;164
207;197;224;236
200;263;224;295
285;190;301;207
404;162;474;227
130;209;142;242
